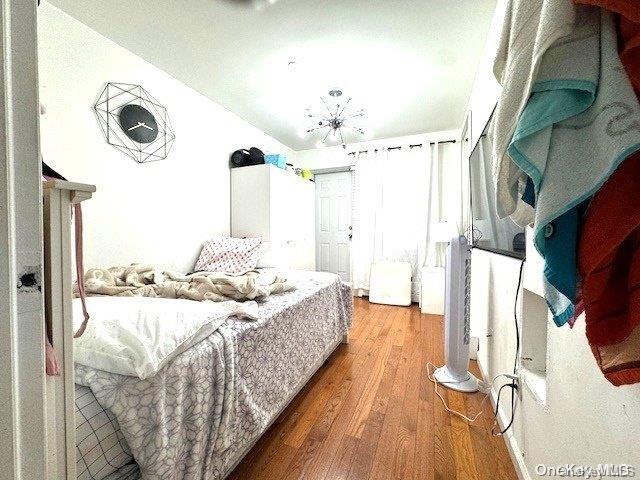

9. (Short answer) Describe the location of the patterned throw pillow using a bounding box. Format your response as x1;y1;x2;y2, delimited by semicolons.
194;237;263;274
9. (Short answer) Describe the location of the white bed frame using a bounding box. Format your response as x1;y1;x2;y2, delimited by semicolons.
42;179;95;480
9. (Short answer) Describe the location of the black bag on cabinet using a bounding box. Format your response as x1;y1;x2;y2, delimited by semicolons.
230;147;265;168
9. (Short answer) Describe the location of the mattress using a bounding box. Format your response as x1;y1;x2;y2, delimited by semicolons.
75;270;352;480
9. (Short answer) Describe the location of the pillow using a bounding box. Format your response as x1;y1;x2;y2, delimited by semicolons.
195;237;262;274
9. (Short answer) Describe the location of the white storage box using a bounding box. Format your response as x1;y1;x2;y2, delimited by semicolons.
368;261;412;306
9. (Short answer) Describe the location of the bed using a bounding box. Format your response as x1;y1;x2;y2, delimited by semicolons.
74;269;353;480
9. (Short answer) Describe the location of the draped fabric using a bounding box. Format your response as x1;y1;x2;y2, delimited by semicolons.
351;143;451;301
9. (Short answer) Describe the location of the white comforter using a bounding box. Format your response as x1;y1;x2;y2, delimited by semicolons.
73;297;257;379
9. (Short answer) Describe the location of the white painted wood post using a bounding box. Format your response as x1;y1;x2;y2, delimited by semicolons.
0;0;47;478
43;180;95;480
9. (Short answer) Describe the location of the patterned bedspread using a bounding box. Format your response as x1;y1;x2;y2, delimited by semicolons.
76;270;352;479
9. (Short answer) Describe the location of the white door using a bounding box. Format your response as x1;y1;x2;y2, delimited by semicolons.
315;171;352;281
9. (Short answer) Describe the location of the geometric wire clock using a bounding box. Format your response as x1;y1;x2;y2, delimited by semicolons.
94;82;175;163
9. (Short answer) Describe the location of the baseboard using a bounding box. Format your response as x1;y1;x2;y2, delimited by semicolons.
477;361;532;480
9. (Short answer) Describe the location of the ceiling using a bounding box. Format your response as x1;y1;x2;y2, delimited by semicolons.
48;0;496;150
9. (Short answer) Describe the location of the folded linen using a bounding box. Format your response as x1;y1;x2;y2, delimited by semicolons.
507;9;640;325
492;0;585;219
73;296;258;379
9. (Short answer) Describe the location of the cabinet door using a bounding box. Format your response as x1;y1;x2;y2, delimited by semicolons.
269;171;316;270
266;169;289;267
289;178;316;270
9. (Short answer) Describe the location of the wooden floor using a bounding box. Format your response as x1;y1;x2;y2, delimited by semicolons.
228;298;518;480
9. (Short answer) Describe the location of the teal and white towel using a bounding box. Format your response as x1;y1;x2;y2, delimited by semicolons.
492;0;584;220
508;8;640;325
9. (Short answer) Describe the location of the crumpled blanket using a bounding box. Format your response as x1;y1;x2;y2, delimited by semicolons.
78;264;296;302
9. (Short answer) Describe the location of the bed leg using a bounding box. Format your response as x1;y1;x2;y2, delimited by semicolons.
341;333;349;344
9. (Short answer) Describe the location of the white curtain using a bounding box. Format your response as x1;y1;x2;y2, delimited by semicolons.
352;143;448;301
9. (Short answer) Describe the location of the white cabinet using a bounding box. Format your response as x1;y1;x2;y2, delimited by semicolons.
231;164;316;271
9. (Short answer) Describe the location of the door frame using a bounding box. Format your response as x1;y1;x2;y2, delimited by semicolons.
313;167;354;284
0;0;47;478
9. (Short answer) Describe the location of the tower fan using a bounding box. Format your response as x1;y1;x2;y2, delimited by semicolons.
433;235;479;392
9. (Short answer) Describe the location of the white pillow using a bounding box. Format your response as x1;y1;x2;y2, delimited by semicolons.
195;236;262;273
73;297;256;379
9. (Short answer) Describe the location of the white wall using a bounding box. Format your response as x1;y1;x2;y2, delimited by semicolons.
469;3;640;478
37;2;292;272
464;0;505;148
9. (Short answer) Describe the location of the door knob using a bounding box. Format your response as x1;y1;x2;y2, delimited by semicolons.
348;233;353;240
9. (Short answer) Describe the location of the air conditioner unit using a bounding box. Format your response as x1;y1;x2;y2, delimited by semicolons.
433;235;479;393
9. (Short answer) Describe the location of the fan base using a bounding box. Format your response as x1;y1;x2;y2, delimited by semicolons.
433;365;479;393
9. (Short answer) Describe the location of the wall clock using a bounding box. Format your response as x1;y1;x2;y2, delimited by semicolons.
94;83;175;163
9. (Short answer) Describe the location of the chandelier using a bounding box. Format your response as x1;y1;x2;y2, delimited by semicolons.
303;89;365;149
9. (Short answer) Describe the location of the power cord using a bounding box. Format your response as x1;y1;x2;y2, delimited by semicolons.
491;257;525;436
427;256;526;435
426;362;518;425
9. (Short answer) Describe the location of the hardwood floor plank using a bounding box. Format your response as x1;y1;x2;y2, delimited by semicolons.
345;338;404;480
429;315;458;480
413;312;437;480
322;434;361;480
229;299;518;480
283;346;354;448
448;390;481;480
345;306;408;438
345;409;386;480
368;308;416;480
391;307;422;479
301;302;397;479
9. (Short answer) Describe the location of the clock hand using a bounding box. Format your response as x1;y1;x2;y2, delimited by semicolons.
128;123;142;131
139;122;154;131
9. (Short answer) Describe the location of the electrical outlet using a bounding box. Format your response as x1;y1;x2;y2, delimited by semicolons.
503;373;521;393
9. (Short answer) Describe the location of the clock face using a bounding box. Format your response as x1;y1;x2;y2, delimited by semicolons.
118;104;159;144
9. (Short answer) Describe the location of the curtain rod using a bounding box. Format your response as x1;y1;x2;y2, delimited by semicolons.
346;139;457;155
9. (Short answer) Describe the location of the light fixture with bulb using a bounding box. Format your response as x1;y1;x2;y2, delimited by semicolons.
303;89;366;149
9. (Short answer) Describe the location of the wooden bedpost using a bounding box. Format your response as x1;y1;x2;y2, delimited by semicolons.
43;179;95;480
